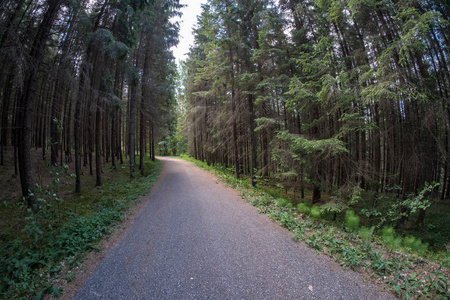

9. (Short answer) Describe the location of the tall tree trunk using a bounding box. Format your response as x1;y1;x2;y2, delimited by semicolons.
248;93;257;187
151;124;155;162
16;0;63;210
140;47;151;175
129;84;137;178
95;97;102;186
1;69;14;166
74;61;86;193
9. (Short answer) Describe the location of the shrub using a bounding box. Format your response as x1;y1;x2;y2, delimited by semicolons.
403;235;428;254
382;226;402;250
345;210;360;231
311;206;322;218
276;197;291;208
297;202;311;214
359;226;375;241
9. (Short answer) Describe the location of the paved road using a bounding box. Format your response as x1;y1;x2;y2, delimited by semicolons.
74;157;393;299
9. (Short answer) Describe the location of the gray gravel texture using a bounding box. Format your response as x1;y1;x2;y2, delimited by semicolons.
73;157;394;300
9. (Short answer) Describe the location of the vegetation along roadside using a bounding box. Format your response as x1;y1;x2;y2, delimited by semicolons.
179;155;449;299
0;155;162;299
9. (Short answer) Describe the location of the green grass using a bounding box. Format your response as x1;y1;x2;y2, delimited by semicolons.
0;157;162;299
178;155;450;299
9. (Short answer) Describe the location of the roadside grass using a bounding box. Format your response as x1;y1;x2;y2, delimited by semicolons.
179;155;449;299
0;156;162;299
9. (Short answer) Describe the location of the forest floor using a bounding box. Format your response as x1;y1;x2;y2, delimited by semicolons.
0;147;162;299
0;150;448;298
0;147;122;241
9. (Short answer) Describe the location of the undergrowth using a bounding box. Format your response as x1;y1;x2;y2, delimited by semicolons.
180;155;450;299
0;158;162;299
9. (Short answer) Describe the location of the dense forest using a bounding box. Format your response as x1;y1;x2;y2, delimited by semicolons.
0;0;181;210
1;0;449;297
179;0;450;226
1;0;449;229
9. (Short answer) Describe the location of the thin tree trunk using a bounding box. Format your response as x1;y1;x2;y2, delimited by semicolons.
129;84;137;178
95;97;102;186
151;124;155;162
74;61;86;193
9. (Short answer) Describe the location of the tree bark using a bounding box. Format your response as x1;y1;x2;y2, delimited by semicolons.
16;0;63;210
95;97;102;186
129;83;137;178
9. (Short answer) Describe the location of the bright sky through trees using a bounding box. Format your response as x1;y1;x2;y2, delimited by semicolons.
171;0;206;63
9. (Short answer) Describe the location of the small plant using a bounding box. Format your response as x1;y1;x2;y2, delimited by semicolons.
310;205;322;218
369;250;392;276
425;271;449;298
403;235;428;254
276;197;292;208
345;210;360;231
392;273;426;298
382;226;402;250
349;184;363;205
251;195;272;207
293;227;305;241
341;246;364;270
279;212;298;230
297;202;311;214
320;198;347;220
268;210;282;222
359;226;375;241
306;233;324;251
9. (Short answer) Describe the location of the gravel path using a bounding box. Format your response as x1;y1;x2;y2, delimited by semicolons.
73;157;393;299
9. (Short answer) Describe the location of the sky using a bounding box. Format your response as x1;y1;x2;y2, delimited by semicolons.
171;0;207;64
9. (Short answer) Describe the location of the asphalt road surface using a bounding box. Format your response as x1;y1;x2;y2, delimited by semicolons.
74;157;393;299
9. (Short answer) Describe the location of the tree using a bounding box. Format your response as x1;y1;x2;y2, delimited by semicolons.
0;0;182;200
16;0;64;210
180;0;450;208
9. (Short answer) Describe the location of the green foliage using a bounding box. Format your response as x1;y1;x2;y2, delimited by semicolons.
403;236;428;254
266;187;282;199
276;131;348;157
297;202;311;214
320;199;347;215
359;226;375;242
251;195;272;207
278;212;298;230
0;159;162;298
340;246;364;271
276;197;292;208
382;226;402;250
306;233;324;251
425;271;449;298
402;182;438;215
369;250;394;276
345;210;360;231
349;184;363;206
310;206;322;219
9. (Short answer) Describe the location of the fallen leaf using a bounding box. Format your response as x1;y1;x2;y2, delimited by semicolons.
308;285;313;292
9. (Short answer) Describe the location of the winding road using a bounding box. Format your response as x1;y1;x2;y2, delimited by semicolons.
74;157;393;299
